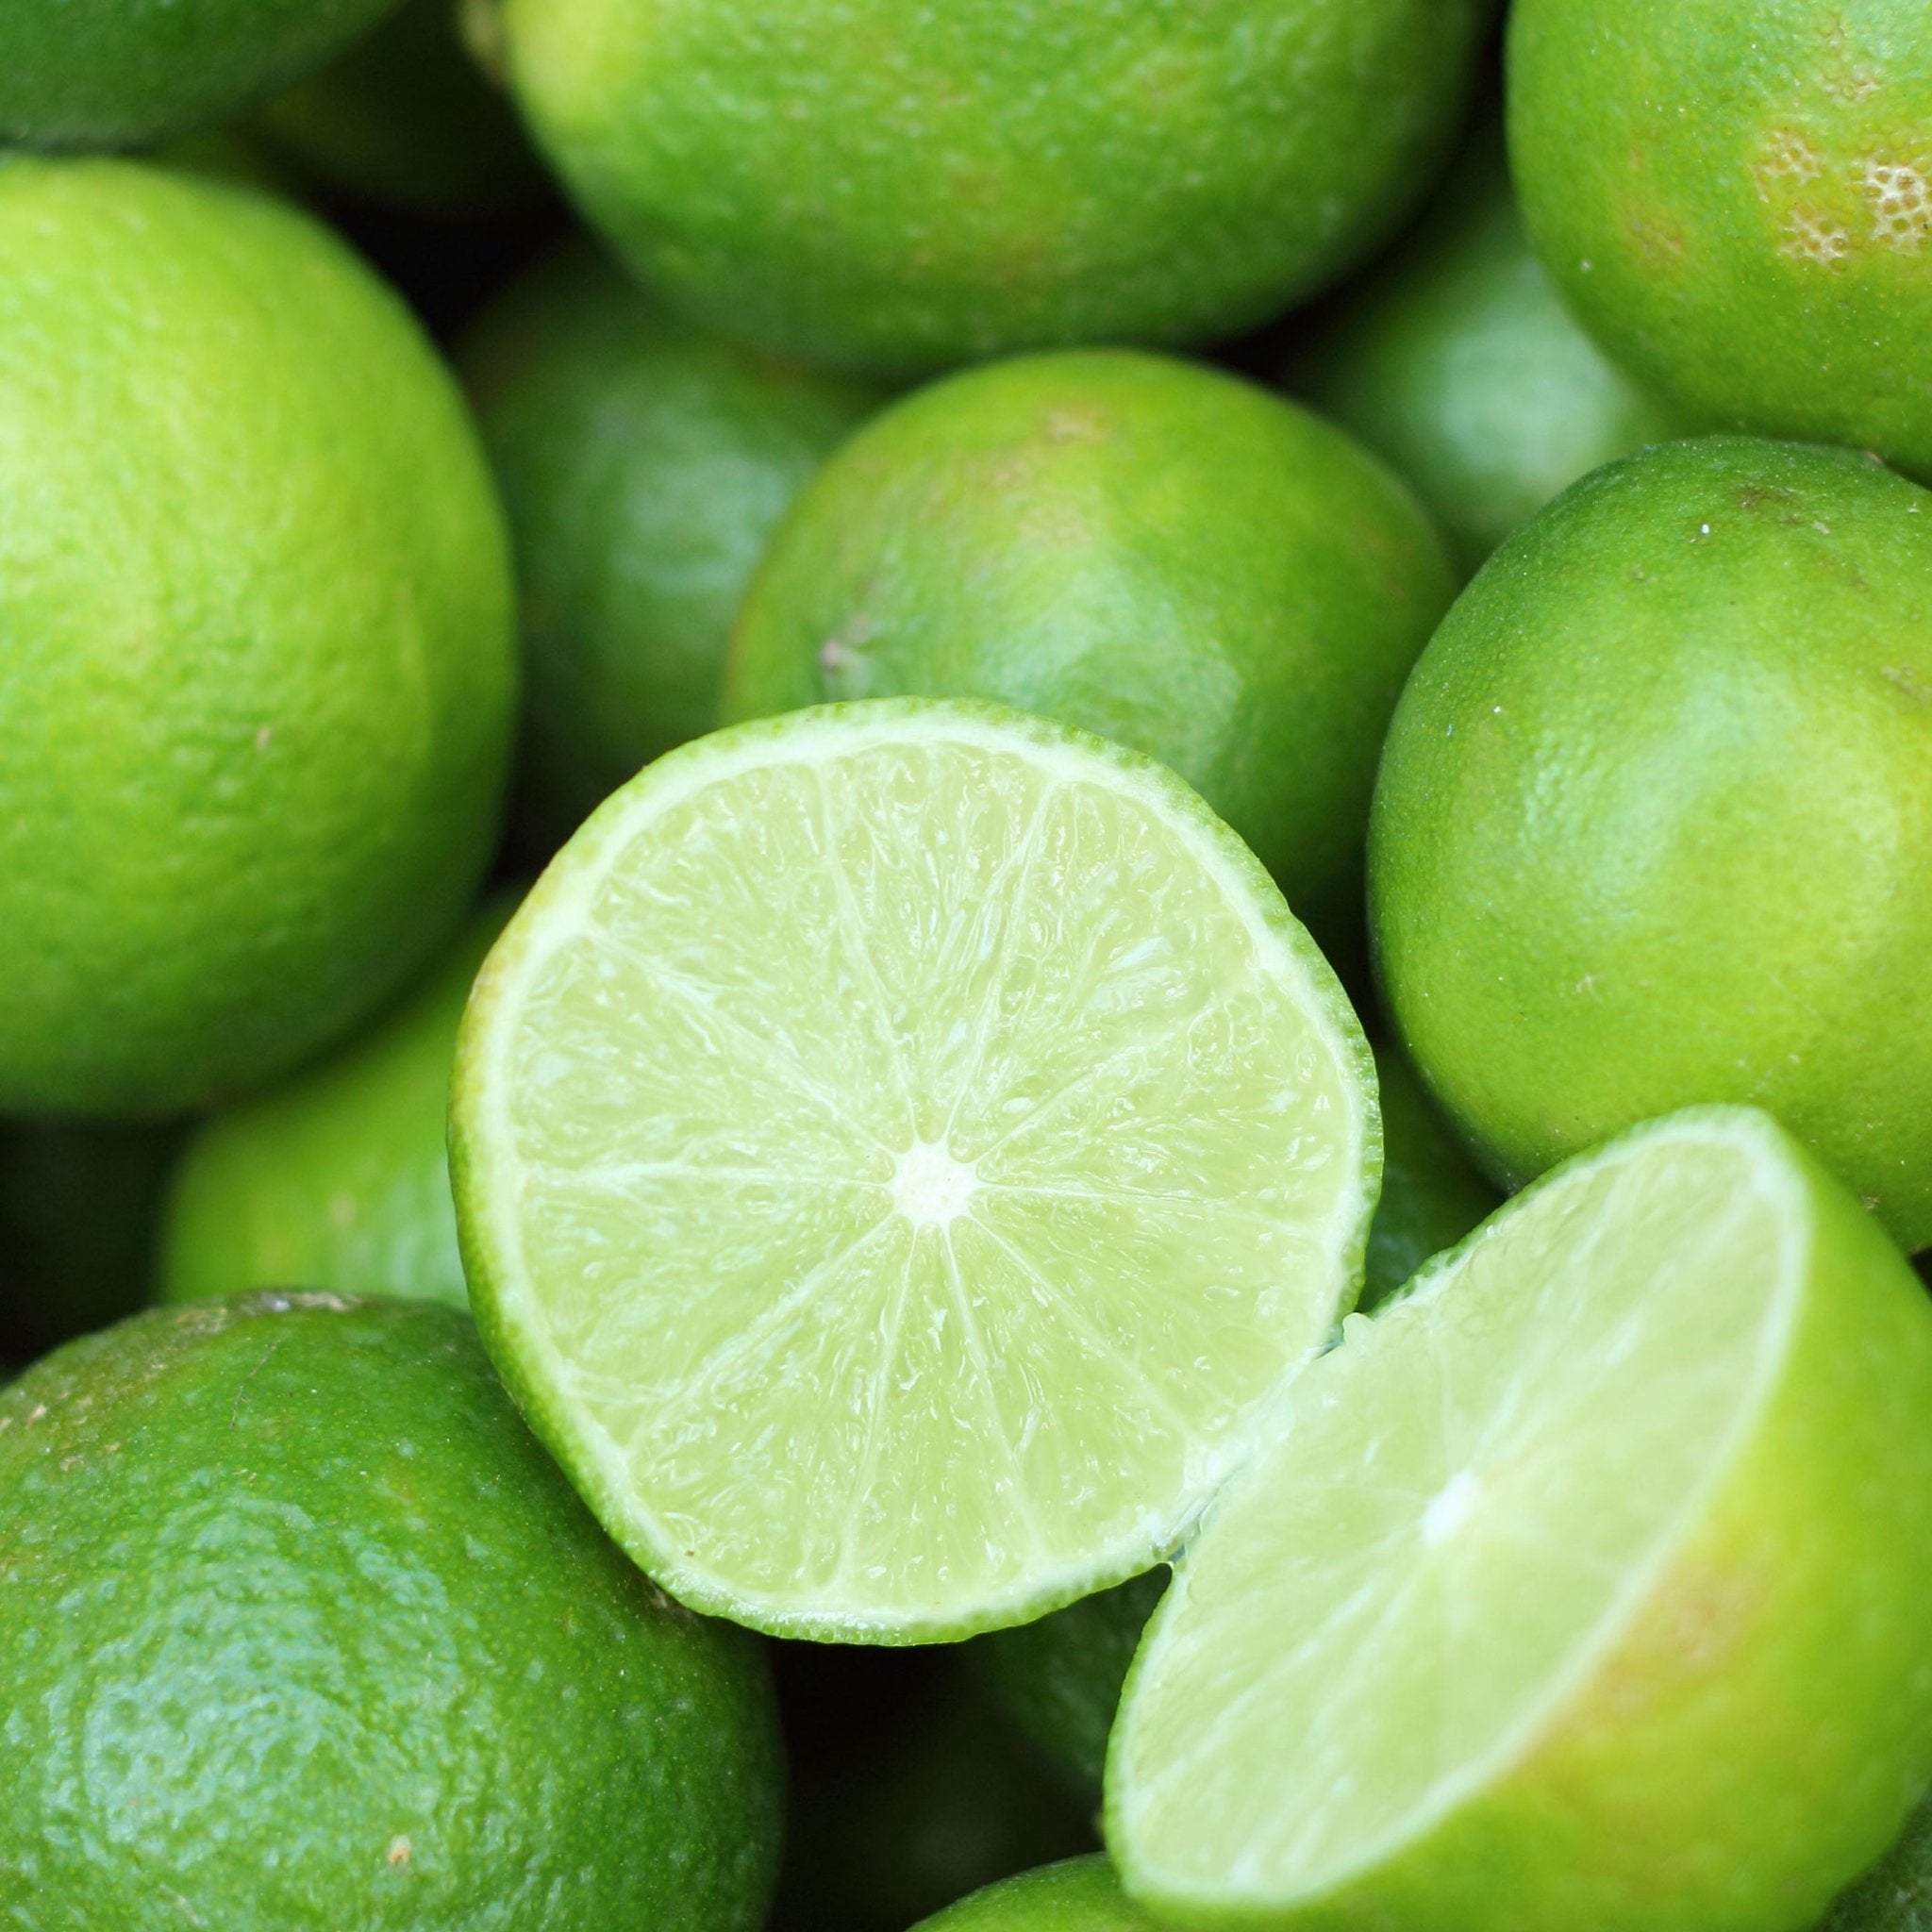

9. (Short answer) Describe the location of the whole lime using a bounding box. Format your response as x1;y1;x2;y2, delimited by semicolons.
158;893;517;1312
0;0;401;148
1824;1784;1932;1930
465;245;883;838
1297;131;1678;576
1370;436;1932;1250
723;351;1454;916
489;0;1491;377
912;1857;1158;1932
0;159;515;1117
0;1293;783;1928
1509;0;1932;482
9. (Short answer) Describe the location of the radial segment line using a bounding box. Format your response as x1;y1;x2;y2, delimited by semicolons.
831;1237;921;1590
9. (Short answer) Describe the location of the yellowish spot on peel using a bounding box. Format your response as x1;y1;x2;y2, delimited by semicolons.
1755;128;1824;200
1860;158;1930;252
1782;207;1852;264
387;1834;412;1868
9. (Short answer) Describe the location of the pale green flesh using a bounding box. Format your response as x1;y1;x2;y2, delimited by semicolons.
462;708;1371;1636
1111;1114;1795;1903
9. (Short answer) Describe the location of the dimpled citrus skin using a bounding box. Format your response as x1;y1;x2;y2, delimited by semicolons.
1370;436;1932;1250
723;351;1455;916
492;0;1490;378
0;1294;783;1931
1509;0;1932;482
465;246;883;837
0;160;516;1118
0;0;401;147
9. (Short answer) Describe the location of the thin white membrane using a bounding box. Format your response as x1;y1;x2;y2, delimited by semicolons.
1111;1116;1798;1899
472;709;1372;1631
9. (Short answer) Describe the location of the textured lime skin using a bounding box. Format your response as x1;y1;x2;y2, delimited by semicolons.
0;1294;783;1930
0;160;516;1117
158;895;517;1312
1509;0;1932;483
914;1857;1159;1932
1108;1109;1932;1931
724;351;1454;916
254;0;544;214
1370;438;1932;1250
0;0;400;147
1298;134;1678;576
492;0;1489;377
1824;1785;1932;1930
465;245;882;837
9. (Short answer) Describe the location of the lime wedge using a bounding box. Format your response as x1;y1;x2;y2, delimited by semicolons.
1107;1107;1932;1931
452;700;1375;1641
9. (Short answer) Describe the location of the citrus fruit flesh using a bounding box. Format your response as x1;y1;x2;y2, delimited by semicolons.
0;1292;783;1930
464;244;883;840
723;349;1455;921
1108;1107;1932;1931
1508;0;1932;483
158;893;516;1312
1369;435;1932;1250
913;1857;1160;1932
0;0;401;148
0;159;516;1117
1296;129;1678;576
491;0;1491;376
452;699;1377;1641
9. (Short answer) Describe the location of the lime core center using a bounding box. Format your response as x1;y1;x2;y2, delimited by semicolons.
891;1138;980;1229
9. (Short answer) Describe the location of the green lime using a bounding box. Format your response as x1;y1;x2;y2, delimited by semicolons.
0;1292;782;1927
0;1121;181;1357
0;159;515;1118
1296;130;1678;576
488;0;1491;377
913;1857;1158;1932
1362;1041;1501;1311
0;0;401;148
1824;1785;1932;1931
723;350;1454;920
253;0;544;214
1508;0;1932;482
464;244;884;840
452;699;1376;1641
1108;1107;1932;1930
158;893;517;1312
1370;436;1932;1250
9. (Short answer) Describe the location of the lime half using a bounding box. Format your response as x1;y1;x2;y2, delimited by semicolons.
1108;1107;1932;1931
452;700;1375;1641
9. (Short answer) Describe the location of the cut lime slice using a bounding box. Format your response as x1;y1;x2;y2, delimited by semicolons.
452;699;1375;1641
1107;1107;1932;1932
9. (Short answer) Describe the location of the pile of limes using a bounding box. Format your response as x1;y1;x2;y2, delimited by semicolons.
3;3;1930;1929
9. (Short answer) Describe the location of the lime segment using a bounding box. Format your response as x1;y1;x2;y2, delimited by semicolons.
453;700;1374;1641
1108;1107;1932;1930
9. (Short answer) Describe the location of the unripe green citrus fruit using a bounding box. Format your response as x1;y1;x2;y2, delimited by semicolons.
0;159;516;1118
723;350;1454;918
1370;436;1932;1248
1508;0;1932;481
0;0;402;148
465;245;883;838
489;0;1491;377
912;1857;1158;1932
0;1292;783;1929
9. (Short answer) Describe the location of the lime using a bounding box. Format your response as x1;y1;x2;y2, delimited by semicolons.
488;0;1491;377
913;1857;1158;1932
1296;130;1678;575
1824;1785;1932;1930
253;0;545;215
0;159;515;1117
0;0;401;148
1508;0;1932;482
1369;436;1932;1249
158;894;516;1312
0;1121;180;1357
1108;1107;1932;1930
464;244;883;840
451;699;1377;1641
723;350;1454;920
0;1292;783;1927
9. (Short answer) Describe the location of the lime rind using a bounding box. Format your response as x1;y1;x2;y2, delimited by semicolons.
453;698;1377;1641
1107;1106;1816;1920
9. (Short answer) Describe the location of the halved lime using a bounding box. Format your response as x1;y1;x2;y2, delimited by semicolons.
452;699;1375;1641
1107;1107;1932;1931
